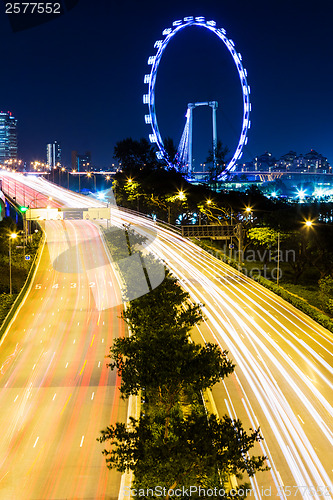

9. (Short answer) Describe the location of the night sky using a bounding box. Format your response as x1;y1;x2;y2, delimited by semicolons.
0;0;332;168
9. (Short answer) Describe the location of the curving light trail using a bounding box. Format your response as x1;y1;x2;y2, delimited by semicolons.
109;208;333;500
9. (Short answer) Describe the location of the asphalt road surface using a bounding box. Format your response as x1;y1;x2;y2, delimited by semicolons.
0;172;127;499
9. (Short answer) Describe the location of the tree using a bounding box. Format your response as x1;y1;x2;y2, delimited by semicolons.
283;231;309;284
108;329;235;411
318;275;333;314
307;225;333;279
114;138;159;172
206;140;229;189
121;270;202;336
197;200;228;225
109;269;234;413
248;227;280;248
98;412;268;498
163;137;178;166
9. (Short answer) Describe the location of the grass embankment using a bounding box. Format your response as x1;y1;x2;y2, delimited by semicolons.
195;239;333;334
0;230;42;331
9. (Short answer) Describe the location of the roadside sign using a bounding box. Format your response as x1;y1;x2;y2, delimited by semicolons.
229;244;234;249
25;255;31;261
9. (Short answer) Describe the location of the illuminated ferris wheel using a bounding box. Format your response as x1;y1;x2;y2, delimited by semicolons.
143;16;251;178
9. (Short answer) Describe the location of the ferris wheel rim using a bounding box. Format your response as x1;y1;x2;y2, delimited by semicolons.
143;17;251;177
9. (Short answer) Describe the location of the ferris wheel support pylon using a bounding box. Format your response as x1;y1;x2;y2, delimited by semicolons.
187;101;218;176
143;16;251;179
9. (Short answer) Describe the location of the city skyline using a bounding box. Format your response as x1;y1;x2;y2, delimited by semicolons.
0;0;332;168
0;111;17;162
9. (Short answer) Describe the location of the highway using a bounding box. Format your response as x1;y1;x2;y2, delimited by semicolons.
110;208;333;500
1;171;333;499
0;172;127;499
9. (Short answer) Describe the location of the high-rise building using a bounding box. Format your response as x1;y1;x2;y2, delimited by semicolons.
0;111;17;162
71;150;92;171
47;141;61;169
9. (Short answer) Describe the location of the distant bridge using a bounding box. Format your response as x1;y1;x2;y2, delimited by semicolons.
230;170;333;182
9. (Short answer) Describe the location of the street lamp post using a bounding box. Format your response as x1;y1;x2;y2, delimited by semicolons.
9;233;17;295
87;172;96;192
61;167;69;189
73;170;80;192
277;232;280;287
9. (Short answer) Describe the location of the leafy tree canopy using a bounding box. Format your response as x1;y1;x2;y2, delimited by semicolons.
98;412;268;497
108;330;234;403
247;227;284;248
114;137;160;172
121;270;203;336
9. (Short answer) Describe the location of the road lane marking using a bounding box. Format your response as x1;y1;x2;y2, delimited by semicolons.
26;444;45;477
98;361;101;368
33;437;39;448
0;472;9;483
80;435;84;447
61;393;72;415
73;339;76;344
77;322;80;326
79;360;87;376
102;338;104;343
90;335;95;347
276;471;284;487
91;392;95;400
65;362;69;368
14;395;18;402
297;414;305;424
53;393;56;401
32;364;36;371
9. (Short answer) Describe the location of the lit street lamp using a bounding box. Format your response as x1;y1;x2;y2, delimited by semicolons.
9;233;18;295
177;190;186;201
244;206;252;222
